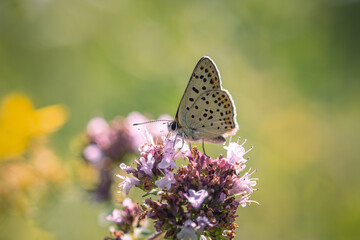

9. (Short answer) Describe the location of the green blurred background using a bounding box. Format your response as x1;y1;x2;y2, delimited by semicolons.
1;0;359;239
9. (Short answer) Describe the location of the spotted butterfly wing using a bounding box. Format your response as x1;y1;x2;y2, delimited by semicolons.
174;56;238;144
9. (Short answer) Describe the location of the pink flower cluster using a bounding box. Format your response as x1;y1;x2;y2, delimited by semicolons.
84;112;171;163
105;198;147;240
116;132;258;240
81;112;171;201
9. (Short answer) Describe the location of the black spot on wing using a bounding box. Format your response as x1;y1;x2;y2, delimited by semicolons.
192;87;199;93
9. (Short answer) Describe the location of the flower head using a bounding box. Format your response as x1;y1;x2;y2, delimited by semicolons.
81;113;169;202
105;198;146;239
114;131;258;240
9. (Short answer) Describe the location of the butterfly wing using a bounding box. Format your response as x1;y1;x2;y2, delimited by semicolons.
175;56;238;143
175;56;222;125
185;89;238;142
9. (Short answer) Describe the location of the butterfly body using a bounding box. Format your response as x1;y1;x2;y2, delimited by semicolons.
169;119;225;144
168;56;238;146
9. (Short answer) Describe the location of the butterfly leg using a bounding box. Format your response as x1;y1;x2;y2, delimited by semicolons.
173;134;179;148
166;131;171;140
180;132;185;150
202;138;209;157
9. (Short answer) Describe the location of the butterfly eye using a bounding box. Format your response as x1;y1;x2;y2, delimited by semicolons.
170;122;177;131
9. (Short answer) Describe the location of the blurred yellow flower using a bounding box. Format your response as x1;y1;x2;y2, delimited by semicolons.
0;93;68;160
0;137;68;214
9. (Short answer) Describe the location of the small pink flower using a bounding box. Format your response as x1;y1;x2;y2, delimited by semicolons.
196;216;214;234
176;220;197;240
138;128;155;152
106;208;125;225
86;117;111;148
230;169;258;195
122;198;136;211
138;153;155;177
83;144;103;163
120;163;136;173
224;138;253;173
173;137;190;158
238;194;259;208
125;112;151;151
158;136;190;169
184;189;209;210
117;175;140;195
87;117;110;138
155;170;176;190
158;138;179;169
219;192;227;203
125;112;172;152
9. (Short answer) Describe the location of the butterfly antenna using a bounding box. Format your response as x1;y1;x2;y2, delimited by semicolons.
133;119;171;126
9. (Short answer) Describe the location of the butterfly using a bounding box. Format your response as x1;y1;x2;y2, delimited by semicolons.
168;56;238;155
